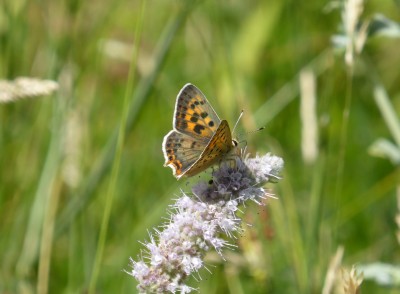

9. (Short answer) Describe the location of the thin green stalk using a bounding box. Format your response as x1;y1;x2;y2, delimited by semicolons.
284;186;309;292
37;179;62;294
88;2;146;292
272;177;309;292
305;156;325;253
16;94;65;287
332;62;354;239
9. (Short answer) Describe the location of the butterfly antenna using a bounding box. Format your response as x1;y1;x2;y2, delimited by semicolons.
237;126;265;138
237;127;265;145
232;110;244;134
253;126;265;132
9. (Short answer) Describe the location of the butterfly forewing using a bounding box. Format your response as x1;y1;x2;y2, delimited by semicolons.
173;84;221;140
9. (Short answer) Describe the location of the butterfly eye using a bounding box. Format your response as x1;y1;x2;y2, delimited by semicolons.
232;139;238;147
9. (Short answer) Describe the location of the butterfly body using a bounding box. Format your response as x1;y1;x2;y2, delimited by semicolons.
162;84;236;179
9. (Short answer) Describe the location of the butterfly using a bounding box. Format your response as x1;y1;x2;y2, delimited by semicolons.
162;83;238;179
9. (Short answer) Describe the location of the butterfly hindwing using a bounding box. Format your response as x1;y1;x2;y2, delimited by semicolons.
173;84;221;139
162;130;208;178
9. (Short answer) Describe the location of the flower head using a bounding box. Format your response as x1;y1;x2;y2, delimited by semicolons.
193;153;283;203
127;151;284;293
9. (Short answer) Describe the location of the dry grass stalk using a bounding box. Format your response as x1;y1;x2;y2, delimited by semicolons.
0;77;58;103
341;266;363;294
343;0;364;66
300;68;318;164
322;245;344;294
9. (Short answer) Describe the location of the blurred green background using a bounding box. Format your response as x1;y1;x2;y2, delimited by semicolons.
1;0;400;293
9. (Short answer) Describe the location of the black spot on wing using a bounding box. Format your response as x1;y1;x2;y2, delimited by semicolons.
194;124;205;135
177;104;188;111
200;112;208;118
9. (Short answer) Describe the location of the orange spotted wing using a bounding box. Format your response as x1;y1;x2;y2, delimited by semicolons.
162;84;234;179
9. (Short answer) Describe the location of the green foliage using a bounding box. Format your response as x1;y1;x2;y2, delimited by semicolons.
0;0;399;293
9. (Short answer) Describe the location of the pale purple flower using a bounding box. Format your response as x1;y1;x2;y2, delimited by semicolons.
127;151;284;293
